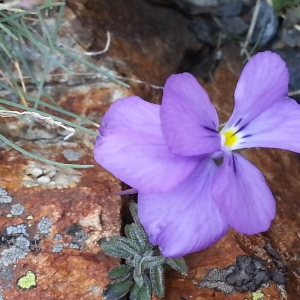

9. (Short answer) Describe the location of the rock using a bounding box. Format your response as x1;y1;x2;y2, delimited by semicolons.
251;0;278;47
190;17;220;46
0;0;201;299
222;0;243;18
220;17;248;35
147;0;221;15
0;0;300;299
279;7;300;48
272;48;300;101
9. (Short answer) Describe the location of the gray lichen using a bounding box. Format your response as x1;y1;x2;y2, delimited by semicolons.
0;187;12;204
69;243;80;250
0;265;14;288
198;255;287;294
71;231;88;249
37;217;53;235
0;224;31;268
14;236;30;252
52;243;64;253
198;266;236;294
10;204;25;216
62;149;83;161
5;224;29;237
0;246;28;266
54;234;63;241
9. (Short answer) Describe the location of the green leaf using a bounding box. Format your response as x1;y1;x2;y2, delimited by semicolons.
124;224;131;239
129;203;140;225
103;277;132;300
101;236;141;257
129;279;152;300
113;271;132;284
108;265;132;280
101;239;134;260
133;254;143;277
129;281;140;300
136;281;152;300
272;0;300;14
129;223;151;252
112;237;141;255
132;255;144;287
124;223;151;254
150;265;165;298
143;255;165;270
165;257;189;275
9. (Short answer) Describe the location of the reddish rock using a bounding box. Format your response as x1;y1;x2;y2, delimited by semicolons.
0;141;121;299
0;0;299;299
0;0;201;298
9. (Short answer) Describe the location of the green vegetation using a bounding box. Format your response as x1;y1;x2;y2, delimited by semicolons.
101;203;188;300
0;1;127;168
272;0;300;15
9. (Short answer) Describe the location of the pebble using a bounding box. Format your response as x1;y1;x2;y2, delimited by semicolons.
26;167;43;178
37;176;50;185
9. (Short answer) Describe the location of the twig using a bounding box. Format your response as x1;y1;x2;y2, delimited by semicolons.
13;60;28;106
288;90;300;97
294;24;300;32
83;31;111;56
0;110;75;140
241;0;261;59
70;31;111;56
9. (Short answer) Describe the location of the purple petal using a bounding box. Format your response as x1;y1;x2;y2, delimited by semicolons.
94;96;199;193
225;51;289;130
161;73;220;156
212;153;276;234
138;158;228;258
230;97;300;153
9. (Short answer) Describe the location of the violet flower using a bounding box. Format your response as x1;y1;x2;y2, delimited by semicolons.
94;51;300;258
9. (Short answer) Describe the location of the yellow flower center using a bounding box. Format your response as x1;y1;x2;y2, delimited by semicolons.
223;129;238;147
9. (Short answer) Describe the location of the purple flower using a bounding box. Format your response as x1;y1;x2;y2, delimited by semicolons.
94;51;300;258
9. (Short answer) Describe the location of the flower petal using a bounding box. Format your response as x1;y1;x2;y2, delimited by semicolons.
212;153;276;234
138;158;228;258
225;51;289;130
161;73;220;156
94;96;199;193
230;98;300;152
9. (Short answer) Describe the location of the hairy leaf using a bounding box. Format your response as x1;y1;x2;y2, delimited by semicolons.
103;276;132;300
108;265;133;280
129;280;152;300
129;223;151;252
113;236;141;254
137;281;152;300
133;255;144;287
150;265;165;298
129;203;140;225
143;255;165;270
166;257;189;275
101;240;133;260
